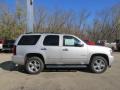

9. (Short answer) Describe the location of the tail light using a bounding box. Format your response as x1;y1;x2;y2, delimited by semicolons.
0;40;5;44
2;40;5;44
12;45;16;55
0;40;3;44
0;40;2;44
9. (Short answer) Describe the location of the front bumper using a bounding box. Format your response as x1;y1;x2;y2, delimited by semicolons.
12;55;25;65
108;55;114;67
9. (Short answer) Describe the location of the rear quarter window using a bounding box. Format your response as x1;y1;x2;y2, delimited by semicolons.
18;35;40;45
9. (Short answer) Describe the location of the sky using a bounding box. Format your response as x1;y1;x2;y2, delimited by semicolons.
0;0;120;22
1;0;120;12
35;0;120;13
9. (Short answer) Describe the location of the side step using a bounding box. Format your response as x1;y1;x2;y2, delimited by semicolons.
46;64;87;69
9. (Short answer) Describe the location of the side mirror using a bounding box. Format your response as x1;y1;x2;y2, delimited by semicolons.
79;44;84;47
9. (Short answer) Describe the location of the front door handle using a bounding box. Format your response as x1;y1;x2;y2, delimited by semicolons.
63;48;69;51
41;48;47;50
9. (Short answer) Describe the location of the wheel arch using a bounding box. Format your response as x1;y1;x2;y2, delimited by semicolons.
25;53;45;64
90;53;109;66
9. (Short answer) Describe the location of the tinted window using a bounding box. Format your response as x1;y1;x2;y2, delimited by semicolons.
4;40;15;44
116;40;120;43
18;35;40;45
63;36;80;47
43;35;59;46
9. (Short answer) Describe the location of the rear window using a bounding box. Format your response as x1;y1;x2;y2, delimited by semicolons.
18;35;40;45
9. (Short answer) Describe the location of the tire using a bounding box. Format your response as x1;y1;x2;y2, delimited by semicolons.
25;56;44;74
89;56;108;73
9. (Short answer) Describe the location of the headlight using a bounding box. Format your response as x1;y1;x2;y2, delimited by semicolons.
110;49;113;54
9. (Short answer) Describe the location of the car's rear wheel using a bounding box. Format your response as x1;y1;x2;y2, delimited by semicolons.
90;56;108;73
26;56;44;74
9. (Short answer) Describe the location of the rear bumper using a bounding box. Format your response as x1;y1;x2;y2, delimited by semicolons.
12;55;25;65
108;55;114;67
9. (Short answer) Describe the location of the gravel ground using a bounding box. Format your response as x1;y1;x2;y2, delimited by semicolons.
0;52;119;90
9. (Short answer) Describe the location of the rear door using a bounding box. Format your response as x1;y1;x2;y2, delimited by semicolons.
42;35;62;64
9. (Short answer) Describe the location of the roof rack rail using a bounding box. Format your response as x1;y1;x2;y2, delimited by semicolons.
41;32;63;34
25;32;33;34
25;32;65;34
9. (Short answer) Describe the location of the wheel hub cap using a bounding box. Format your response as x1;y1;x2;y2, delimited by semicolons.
93;59;105;72
28;60;40;73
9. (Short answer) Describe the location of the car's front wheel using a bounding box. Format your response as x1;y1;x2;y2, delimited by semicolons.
90;56;108;73
26;56;44;74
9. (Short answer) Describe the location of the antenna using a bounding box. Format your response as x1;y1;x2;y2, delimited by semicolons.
27;0;34;33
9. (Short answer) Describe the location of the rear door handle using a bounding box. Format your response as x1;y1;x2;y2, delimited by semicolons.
41;48;47;50
62;48;69;51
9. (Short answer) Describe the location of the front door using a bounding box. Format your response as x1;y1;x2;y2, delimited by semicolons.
62;35;88;64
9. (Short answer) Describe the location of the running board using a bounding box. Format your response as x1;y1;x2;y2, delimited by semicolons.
46;64;87;69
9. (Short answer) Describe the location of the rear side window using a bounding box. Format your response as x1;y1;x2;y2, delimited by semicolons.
18;35;40;45
43;35;59;46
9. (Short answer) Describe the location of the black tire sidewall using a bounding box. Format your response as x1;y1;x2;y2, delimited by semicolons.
90;56;108;73
26;57;44;74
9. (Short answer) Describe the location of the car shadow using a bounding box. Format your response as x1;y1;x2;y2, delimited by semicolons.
0;61;25;73
0;61;91;74
0;61;15;71
44;68;90;73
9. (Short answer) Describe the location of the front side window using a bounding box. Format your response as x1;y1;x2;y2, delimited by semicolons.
43;35;59;46
63;36;81;47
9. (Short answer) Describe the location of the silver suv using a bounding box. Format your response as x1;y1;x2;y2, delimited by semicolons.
12;33;114;74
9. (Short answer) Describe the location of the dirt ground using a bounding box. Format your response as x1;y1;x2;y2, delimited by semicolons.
0;52;120;90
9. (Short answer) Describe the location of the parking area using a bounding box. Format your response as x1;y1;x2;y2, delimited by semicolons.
0;52;120;90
